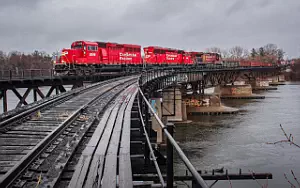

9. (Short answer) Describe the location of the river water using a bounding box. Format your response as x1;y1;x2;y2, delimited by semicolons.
174;82;300;187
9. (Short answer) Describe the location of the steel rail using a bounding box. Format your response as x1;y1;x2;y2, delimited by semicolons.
0;77;136;188
137;92;165;187
0;76;132;128
138;87;208;188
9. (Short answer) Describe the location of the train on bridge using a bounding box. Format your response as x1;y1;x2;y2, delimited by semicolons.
53;40;274;75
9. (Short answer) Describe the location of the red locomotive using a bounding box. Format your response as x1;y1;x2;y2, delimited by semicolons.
55;41;142;74
143;46;192;65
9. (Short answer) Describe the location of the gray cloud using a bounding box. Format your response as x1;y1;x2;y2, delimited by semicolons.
0;0;299;58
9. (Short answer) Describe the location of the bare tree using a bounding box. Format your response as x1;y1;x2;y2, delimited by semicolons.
0;51;7;69
229;46;248;59
206;47;221;54
263;43;278;56
221;49;230;59
0;50;52;70
277;49;285;61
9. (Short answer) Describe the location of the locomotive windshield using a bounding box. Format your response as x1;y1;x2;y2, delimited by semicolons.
72;44;83;49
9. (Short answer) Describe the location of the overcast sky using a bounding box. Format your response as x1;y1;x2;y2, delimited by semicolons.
0;0;299;58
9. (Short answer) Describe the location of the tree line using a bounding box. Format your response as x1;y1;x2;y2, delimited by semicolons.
206;43;285;63
0;50;52;70
289;58;300;81
206;43;300;81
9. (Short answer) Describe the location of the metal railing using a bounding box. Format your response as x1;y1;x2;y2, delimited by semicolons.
138;72;209;187
0;65;282;81
137;95;165;187
0;69;55;80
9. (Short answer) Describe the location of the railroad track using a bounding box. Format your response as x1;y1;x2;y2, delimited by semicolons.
0;76;138;188
0;76;130;128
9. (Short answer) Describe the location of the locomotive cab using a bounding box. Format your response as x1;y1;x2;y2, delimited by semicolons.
70;41;100;65
55;41;100;74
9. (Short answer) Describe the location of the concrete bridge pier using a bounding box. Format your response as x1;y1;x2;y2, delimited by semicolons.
217;84;265;99
150;87;187;144
270;75;286;86
247;79;277;91
162;87;184;122
183;90;239;115
150;97;164;144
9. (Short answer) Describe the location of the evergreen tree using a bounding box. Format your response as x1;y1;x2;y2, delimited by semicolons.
259;47;265;56
251;48;257;58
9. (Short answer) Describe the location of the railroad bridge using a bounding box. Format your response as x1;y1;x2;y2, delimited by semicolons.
0;66;285;188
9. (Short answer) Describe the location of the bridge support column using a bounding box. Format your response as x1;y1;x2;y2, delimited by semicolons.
150;97;163;144
162;87;183;122
1;90;7;113
55;86;59;95
33;89;38;102
182;100;187;121
191;82;198;95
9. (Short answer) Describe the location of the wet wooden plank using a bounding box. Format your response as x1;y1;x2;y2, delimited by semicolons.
0;146;34;150
68;109;112;188
0;149;28;155
0;161;16;167
0;166;14;173
0;138;40;146
119;88;137;188
84;105;121;188
0;134;45;139
11;126;55;132
102;92;132;188
0;154;24;161
5;130;50;135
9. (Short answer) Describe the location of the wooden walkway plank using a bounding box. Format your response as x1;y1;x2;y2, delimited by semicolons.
68;109;113;188
84;104;121;188
69;85;137;188
101;91;134;188
119;86;138;188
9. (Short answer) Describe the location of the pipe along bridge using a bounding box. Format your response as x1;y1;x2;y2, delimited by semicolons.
0;66;284;187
